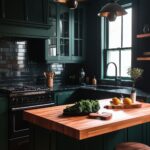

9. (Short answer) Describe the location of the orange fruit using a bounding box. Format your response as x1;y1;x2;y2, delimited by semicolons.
112;97;121;105
123;97;133;105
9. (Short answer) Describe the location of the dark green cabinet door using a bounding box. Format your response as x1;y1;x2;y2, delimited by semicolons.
26;0;48;24
1;0;48;27
0;1;2;18
147;123;150;145
55;90;75;105
46;3;72;62
71;6;86;62
0;96;8;150
127;125;143;142
4;0;25;21
46;3;86;63
103;129;127;150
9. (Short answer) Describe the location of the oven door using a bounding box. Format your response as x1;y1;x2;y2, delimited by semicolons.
9;102;55;139
8;109;30;139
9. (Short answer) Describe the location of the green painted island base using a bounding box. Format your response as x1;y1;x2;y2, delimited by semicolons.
30;123;150;150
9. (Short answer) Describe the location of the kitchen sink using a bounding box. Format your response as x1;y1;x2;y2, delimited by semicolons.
86;85;123;90
96;85;122;90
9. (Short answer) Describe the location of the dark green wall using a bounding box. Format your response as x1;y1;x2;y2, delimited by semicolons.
132;0;150;92
86;1;101;80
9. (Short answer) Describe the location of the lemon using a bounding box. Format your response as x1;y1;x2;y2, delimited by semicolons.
123;97;133;105
112;97;121;105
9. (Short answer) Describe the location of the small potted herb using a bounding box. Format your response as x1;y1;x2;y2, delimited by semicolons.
127;67;144;102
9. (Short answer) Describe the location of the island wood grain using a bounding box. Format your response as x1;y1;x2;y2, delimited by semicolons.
24;99;150;140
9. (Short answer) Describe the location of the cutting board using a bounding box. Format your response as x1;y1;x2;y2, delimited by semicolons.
104;102;142;109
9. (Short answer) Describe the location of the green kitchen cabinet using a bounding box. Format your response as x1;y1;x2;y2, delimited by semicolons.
45;2;86;63
127;123;150;146
54;90;78;105
0;0;49;28
103;129;127;150
0;95;8;150
45;3;71;62
71;6;86;62
147;123;150;145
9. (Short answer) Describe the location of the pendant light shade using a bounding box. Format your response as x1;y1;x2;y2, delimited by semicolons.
54;0;78;9
97;0;127;21
67;0;78;9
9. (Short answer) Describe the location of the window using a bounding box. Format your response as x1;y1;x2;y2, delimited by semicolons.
102;4;132;80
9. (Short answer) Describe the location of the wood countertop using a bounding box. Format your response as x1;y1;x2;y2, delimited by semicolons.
24;99;150;140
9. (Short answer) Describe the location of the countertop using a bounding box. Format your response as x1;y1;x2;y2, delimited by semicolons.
0;83;149;99
50;84;150;99
80;85;150;98
24;99;150;140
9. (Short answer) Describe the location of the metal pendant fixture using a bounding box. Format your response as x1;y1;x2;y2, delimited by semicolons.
54;0;78;9
97;0;127;21
67;0;78;9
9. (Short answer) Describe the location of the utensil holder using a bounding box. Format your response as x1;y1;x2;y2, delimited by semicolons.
47;78;53;88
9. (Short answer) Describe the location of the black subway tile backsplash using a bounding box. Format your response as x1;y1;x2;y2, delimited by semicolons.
0;38;83;86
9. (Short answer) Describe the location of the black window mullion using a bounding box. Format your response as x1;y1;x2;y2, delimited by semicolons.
119;49;121;77
106;19;109;49
120;15;123;77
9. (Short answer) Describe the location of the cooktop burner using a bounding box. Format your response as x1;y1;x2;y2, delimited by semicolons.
0;85;50;94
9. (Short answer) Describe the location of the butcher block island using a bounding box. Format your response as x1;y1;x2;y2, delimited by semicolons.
24;99;150;150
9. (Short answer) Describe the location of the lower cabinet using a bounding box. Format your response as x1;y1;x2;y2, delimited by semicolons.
77;89;121;100
127;124;144;143
54;90;78;105
103;129;127;150
0;95;8;150
8;136;31;150
32;124;150;150
147;123;150;145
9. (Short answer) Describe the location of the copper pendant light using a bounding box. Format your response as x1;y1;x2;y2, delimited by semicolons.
97;0;127;21
67;0;78;9
54;0;78;9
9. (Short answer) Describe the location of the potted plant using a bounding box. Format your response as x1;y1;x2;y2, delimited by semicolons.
127;67;144;102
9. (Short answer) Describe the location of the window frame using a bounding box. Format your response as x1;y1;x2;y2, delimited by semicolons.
101;3;132;81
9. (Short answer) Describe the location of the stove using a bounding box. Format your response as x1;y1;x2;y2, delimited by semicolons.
0;85;55;110
0;85;50;95
0;85;55;150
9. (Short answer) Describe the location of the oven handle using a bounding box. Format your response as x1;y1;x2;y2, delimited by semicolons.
11;103;55;111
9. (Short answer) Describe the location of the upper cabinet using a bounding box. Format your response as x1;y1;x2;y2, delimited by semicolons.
0;0;49;28
72;7;85;61
45;2;86;63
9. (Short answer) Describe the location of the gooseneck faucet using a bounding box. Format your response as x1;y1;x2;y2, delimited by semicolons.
106;62;118;85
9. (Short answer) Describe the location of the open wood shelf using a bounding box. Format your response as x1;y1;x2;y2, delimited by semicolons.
136;33;150;38
137;57;150;61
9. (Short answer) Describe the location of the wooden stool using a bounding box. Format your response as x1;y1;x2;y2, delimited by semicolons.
116;142;150;150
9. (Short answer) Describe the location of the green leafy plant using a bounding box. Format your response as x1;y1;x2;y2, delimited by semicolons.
63;100;100;115
127;67;144;89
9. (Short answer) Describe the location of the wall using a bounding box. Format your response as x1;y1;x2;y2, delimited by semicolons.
132;0;150;92
86;1;101;81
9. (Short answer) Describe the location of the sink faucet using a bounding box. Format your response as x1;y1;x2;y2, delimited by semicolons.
106;62;120;86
